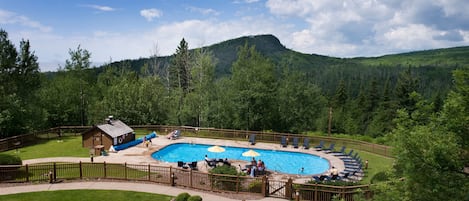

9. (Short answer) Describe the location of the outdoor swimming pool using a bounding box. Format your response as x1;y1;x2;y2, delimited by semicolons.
151;143;330;175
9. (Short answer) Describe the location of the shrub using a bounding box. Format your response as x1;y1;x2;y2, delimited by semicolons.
174;192;191;201
0;154;22;165
209;165;238;175
248;180;263;193
187;195;203;201
209;165;239;191
370;171;389;184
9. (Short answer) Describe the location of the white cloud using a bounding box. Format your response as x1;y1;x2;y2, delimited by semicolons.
7;0;469;72
140;9;162;22
85;5;115;12
0;9;52;32
264;0;469;57
187;6;220;16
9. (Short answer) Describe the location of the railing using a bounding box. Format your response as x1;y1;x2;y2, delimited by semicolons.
0;162;371;201
0;125;392;157
132;125;393;158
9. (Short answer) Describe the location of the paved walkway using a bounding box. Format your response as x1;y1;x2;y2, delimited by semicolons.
0;181;285;201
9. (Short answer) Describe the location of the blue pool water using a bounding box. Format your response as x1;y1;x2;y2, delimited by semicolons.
151;143;330;175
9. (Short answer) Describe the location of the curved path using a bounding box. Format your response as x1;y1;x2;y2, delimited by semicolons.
0;181;284;201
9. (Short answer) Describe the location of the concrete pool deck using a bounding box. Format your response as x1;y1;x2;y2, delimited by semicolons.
23;136;347;183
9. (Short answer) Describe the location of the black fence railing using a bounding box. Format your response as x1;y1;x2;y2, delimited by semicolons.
0;162;371;201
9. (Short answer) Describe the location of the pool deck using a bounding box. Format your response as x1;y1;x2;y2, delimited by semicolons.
23;136;347;183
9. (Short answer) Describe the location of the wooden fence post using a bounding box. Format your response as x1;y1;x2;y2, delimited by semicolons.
79;161;82;179
286;178;293;200
25;164;29;182
170;166;175;186
262;175;268;197
314;183;318;201
53;162;57;182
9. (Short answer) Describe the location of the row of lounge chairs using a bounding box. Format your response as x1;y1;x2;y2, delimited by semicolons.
280;136;310;149
248;134;311;149
313;141;365;182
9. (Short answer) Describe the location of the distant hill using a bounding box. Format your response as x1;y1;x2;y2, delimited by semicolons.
104;34;468;78
352;46;469;67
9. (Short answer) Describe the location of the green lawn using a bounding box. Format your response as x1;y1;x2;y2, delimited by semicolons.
4;136;89;160
0;189;173;201
3;129;153;160
354;150;394;184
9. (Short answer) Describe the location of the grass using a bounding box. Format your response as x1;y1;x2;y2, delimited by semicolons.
0;189;173;201
3;129;153;160
4;135;89;160
354;151;394;184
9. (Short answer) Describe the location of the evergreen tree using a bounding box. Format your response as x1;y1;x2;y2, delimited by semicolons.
230;43;276;131
0;30;43;137
394;67;419;113
276;69;326;133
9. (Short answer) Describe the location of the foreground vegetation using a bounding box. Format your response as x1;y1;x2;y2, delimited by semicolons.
0;190;173;201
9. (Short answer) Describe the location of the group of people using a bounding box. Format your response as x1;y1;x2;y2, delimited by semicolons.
245;157;266;177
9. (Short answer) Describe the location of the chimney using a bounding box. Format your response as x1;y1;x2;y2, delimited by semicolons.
106;115;114;124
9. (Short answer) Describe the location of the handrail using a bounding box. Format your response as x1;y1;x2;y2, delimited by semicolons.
0;125;393;158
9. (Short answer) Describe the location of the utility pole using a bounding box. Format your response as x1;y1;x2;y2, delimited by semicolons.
328;107;332;136
80;82;85;126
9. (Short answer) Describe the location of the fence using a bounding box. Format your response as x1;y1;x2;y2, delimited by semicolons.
0;125;392;158
0;162;371;201
132;125;393;158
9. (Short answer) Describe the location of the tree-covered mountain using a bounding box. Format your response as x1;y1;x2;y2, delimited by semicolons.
103;34;466;98
106;34;468;76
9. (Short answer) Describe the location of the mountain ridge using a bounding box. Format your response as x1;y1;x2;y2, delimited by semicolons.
103;34;468;77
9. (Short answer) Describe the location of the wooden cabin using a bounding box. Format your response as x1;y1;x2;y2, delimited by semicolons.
82;117;135;155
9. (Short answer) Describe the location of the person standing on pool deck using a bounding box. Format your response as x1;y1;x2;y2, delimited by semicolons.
251;157;256;166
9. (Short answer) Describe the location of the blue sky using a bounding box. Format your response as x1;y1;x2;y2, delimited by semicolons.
1;0;468;72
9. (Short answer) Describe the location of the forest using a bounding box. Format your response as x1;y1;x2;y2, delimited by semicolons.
1;29;469;200
1;32;466;139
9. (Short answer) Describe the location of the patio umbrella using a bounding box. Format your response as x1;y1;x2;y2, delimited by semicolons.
207;145;225;153
242;149;260;157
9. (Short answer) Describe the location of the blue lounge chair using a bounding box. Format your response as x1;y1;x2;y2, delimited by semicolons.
330;146;345;154
303;138;310;149
314;141;325;150
335;149;354;157
312;175;330;182
281;136;287;147
292;137;299;148
322;143;335;152
249;134;256;145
